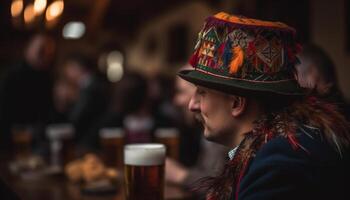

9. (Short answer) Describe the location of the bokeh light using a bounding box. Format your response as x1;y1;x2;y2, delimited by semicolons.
62;21;86;39
11;0;23;18
46;0;64;22
34;0;47;16
24;4;35;24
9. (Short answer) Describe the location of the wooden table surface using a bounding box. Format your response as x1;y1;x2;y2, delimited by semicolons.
7;175;193;200
0;156;196;200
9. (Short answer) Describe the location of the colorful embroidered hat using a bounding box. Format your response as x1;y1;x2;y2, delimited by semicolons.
178;12;305;96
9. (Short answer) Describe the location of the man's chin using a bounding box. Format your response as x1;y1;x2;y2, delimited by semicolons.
203;129;225;144
203;130;214;141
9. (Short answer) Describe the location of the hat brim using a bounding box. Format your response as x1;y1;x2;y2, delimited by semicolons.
178;69;305;97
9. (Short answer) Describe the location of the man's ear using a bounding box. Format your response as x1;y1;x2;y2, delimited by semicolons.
231;96;247;117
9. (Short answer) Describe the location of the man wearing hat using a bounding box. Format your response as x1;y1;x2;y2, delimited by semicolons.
179;12;350;200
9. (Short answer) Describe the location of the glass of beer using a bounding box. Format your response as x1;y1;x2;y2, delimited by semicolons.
46;123;75;167
99;127;125;168
11;124;33;159
154;128;179;160
124;144;166;200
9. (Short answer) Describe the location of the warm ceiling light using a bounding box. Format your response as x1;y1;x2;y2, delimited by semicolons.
11;0;23;17
34;0;47;15
24;4;35;24
45;0;64;21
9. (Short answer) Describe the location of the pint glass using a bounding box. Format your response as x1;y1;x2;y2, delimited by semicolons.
154;128;179;160
12;125;33;159
99;127;124;168
46;123;75;167
124;144;166;200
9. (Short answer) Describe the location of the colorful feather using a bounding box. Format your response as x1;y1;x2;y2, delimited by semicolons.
229;46;244;74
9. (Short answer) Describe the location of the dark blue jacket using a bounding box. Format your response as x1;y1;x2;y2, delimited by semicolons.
237;126;350;200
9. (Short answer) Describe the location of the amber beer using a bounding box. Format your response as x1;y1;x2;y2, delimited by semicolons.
155;128;179;159
12;125;33;158
124;144;166;200
99;128;124;168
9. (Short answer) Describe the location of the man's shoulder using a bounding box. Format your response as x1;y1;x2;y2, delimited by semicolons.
252;125;344;168
238;125;350;200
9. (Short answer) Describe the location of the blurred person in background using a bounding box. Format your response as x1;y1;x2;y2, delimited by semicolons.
296;44;350;119
50;78;79;124
59;54;110;145
106;71;153;144
80;71;154;150
165;64;228;195
172;67;202;166
148;74;176;126
0;33;55;152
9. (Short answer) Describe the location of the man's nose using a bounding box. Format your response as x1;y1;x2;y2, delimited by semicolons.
188;93;200;112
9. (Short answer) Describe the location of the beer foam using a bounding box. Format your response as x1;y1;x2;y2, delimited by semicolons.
99;128;124;138
46;123;74;139
155;128;179;138
124;144;166;166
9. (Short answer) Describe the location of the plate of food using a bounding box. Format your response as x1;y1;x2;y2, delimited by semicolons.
65;153;121;195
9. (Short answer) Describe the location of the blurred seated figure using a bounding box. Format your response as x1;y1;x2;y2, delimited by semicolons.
296;44;350;118
80;71;154;150
116;72;154;143
165;65;228;194
50;78;79;123
147;73;177;128
0;33;55;152
171;72;201;167
59;54;110;144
